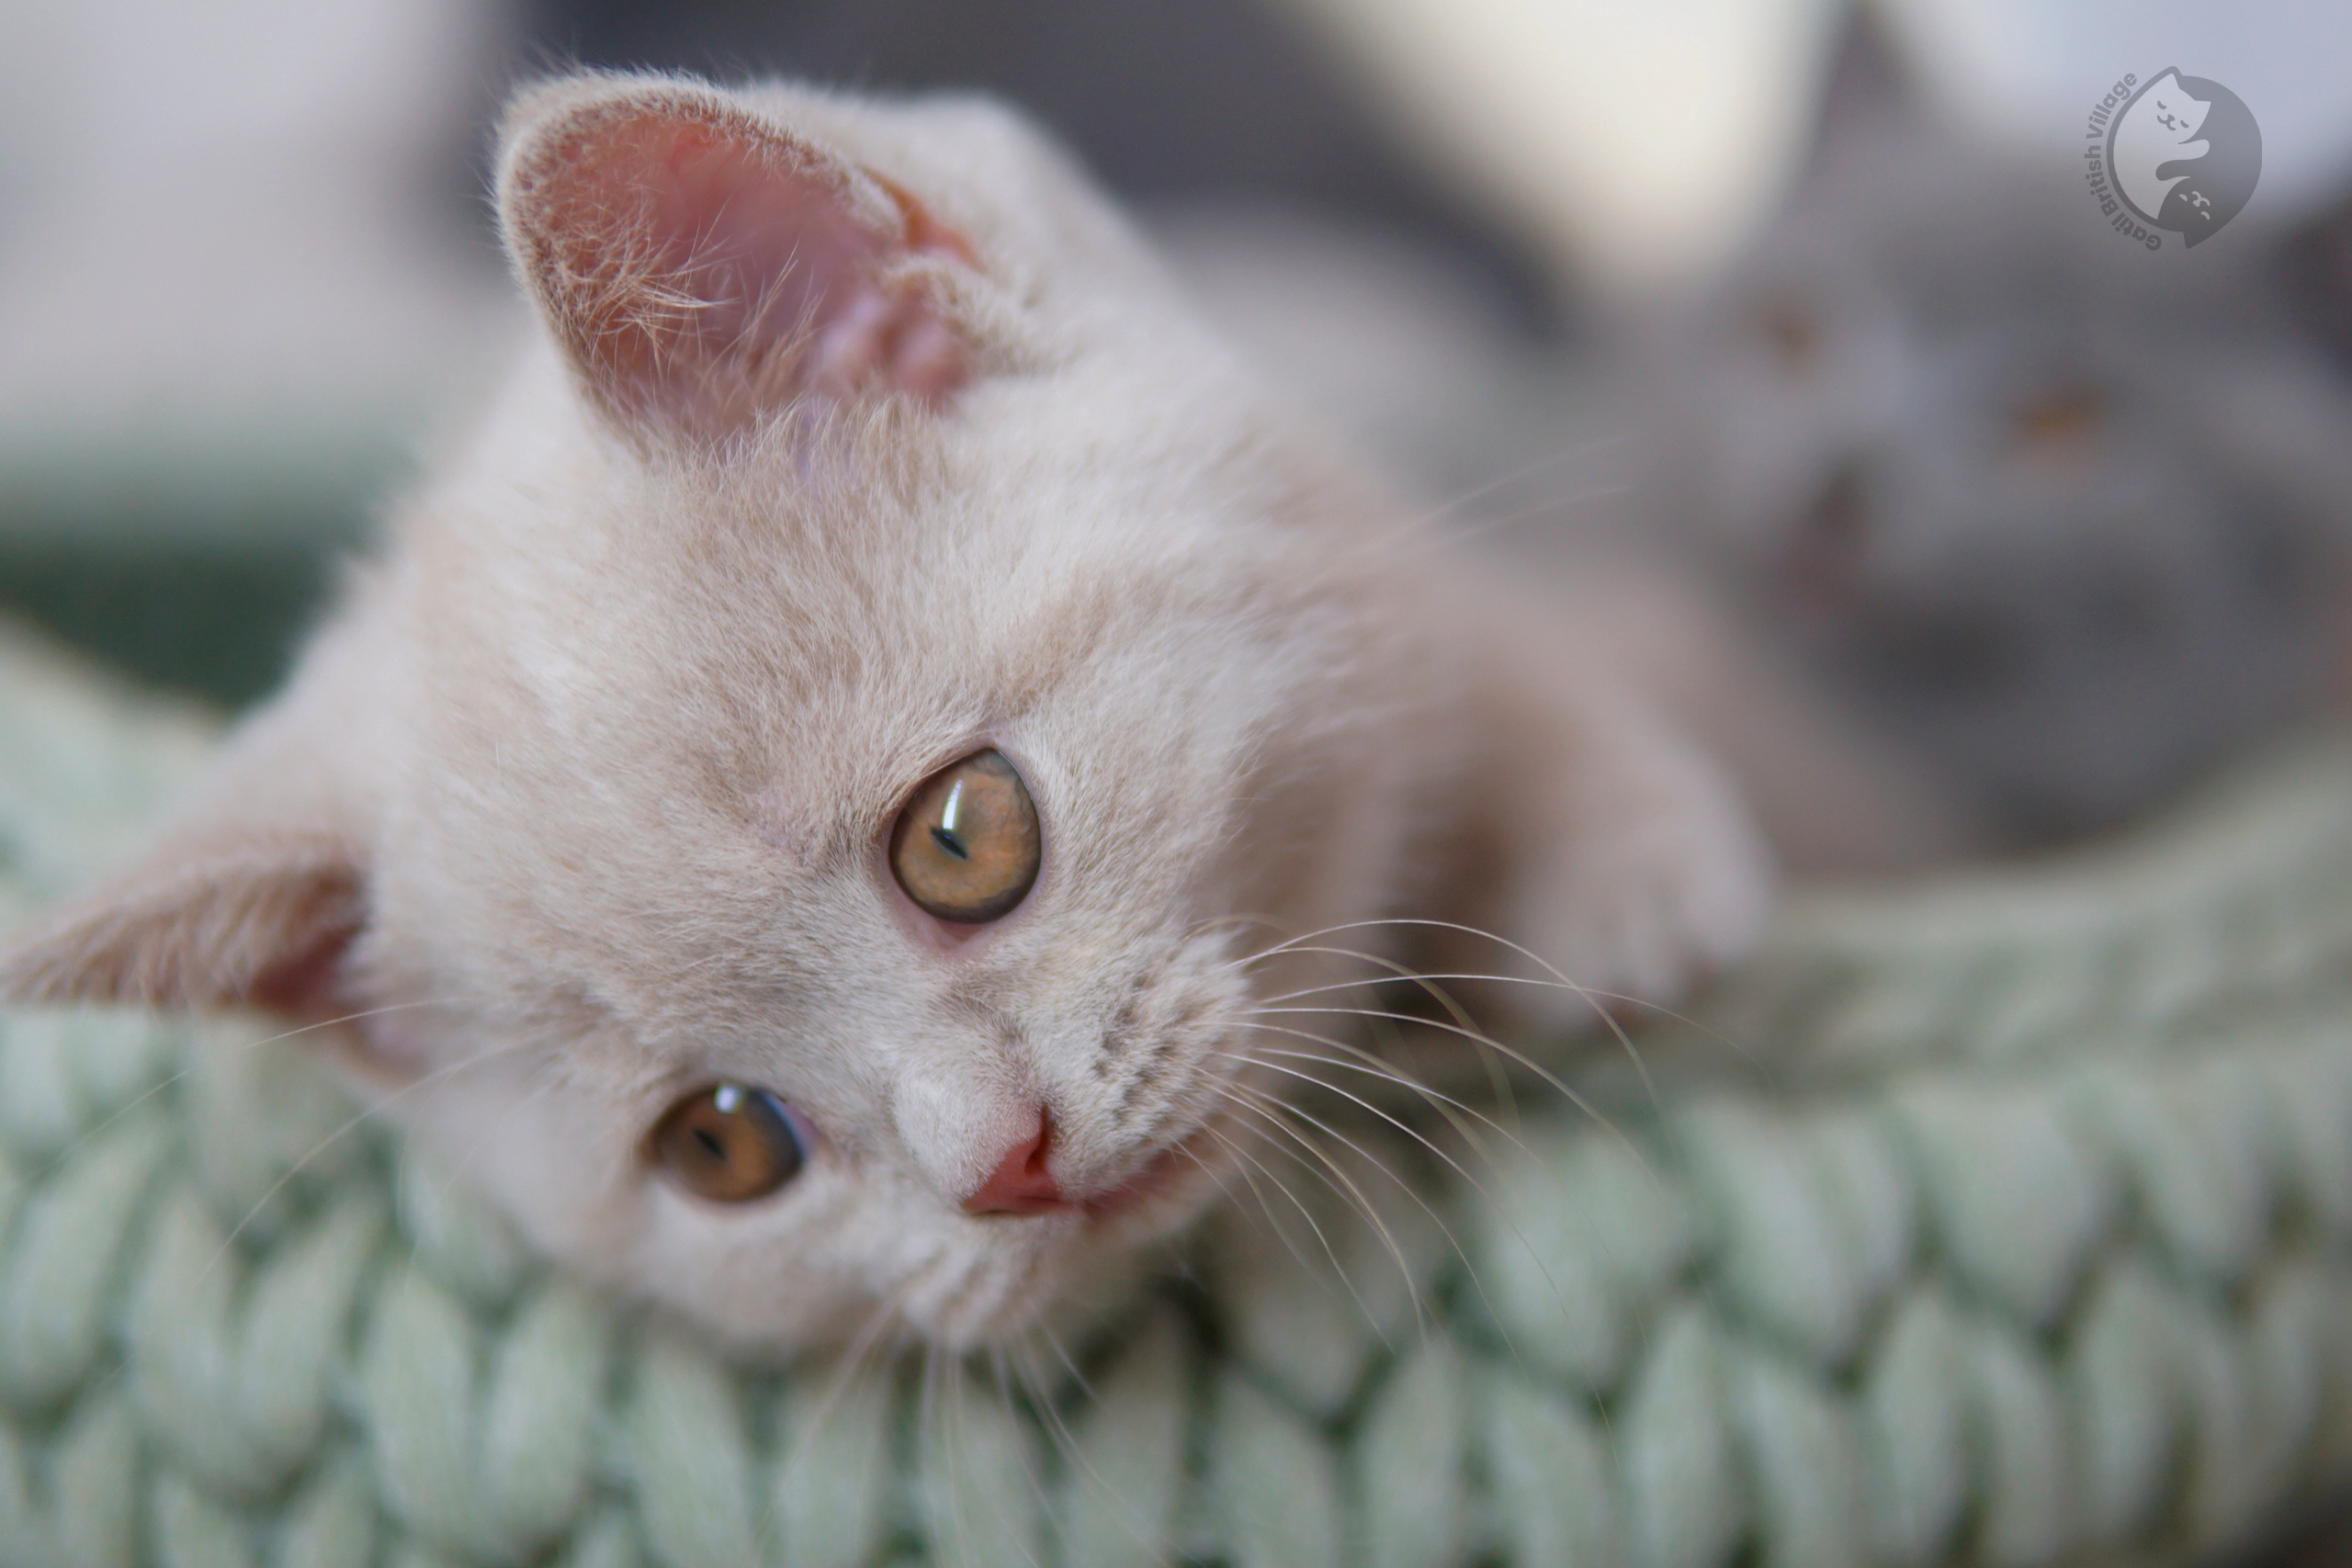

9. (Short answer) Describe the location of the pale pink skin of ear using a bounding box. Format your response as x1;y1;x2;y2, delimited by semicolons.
0;72;1771;1353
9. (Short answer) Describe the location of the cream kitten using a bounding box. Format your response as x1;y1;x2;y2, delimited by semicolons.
0;72;1769;1352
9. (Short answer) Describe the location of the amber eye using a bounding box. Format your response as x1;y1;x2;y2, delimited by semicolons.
648;1085;807;1202
1754;295;1818;369
889;748;1041;923
2011;384;2104;449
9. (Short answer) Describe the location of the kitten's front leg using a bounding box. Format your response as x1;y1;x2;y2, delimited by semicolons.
1426;607;1776;1035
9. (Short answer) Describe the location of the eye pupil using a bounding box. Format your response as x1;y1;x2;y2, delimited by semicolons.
890;749;1041;923
649;1084;807;1202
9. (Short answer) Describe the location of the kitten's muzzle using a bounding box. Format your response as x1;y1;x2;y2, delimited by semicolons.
960;1103;1225;1220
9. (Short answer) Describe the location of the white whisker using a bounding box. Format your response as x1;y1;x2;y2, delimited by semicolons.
1247;1000;1638;1156
1408;434;1631;534
1245;914;1768;1086
1214;1043;1507;1207
1229;1025;1527;1174
984;1349;1054;1568
1193;1117;1383;1330
1211;1095;1417;1336
766;1269;922;1543
1216;1078;1445;1344
1214;1037;1596;1381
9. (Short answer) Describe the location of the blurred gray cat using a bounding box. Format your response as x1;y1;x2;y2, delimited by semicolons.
1160;22;2352;873
1632;19;2352;857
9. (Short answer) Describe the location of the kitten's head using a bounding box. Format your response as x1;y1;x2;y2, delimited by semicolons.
1645;23;2352;842
0;73;1442;1350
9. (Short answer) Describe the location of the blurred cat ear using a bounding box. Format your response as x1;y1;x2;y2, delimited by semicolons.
496;74;978;440
0;714;367;1015
1804;7;1930;175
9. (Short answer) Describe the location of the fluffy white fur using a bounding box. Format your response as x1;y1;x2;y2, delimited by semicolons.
0;73;1770;1352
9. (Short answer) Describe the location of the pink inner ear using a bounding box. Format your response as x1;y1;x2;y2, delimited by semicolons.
245;919;363;1019
517;98;973;430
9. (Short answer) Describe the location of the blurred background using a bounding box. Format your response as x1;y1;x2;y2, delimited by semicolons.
6;0;2352;860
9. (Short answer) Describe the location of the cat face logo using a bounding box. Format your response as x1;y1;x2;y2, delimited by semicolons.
2099;69;2261;247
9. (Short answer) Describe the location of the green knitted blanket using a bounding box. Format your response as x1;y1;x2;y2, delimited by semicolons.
0;623;2347;1568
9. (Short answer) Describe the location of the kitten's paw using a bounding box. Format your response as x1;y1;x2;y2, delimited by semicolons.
1507;726;1774;1026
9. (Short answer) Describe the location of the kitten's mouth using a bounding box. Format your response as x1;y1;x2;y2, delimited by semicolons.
1080;1111;1231;1222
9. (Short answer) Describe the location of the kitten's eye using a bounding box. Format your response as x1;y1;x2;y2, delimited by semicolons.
889;749;1041;923
649;1085;808;1202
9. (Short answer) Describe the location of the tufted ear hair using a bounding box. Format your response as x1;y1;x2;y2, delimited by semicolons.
0;697;368;1017
496;72;980;441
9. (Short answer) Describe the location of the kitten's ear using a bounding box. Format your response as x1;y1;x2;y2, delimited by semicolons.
0;838;364;1013
496;73;978;440
0;717;367;1015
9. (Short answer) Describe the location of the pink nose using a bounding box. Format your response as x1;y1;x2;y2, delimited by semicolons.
963;1111;1069;1214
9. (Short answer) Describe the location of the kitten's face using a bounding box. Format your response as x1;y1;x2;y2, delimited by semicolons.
1654;114;2352;840
2;74;1444;1350
362;386;1411;1349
